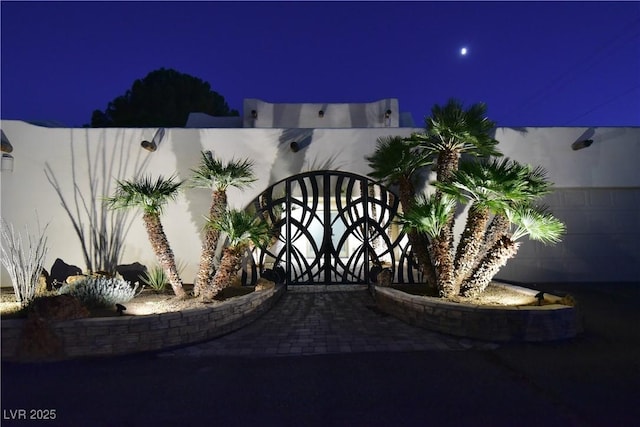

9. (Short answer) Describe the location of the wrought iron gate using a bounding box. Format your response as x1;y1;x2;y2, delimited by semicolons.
241;171;420;285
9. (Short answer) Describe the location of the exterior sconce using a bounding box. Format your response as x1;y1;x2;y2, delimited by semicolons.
251;110;258;119
571;139;593;151
141;128;165;152
1;130;13;153
1;154;14;172
384;109;392;127
141;140;157;152
290;141;300;153
318;110;324;118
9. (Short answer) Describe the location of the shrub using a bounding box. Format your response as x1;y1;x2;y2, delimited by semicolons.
0;218;49;307
141;265;168;293
58;277;140;308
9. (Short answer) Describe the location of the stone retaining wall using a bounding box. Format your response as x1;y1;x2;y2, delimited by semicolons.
373;285;583;342
1;285;284;362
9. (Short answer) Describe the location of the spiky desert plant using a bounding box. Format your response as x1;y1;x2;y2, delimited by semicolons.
106;175;186;298
200;210;271;301
140;265;168;293
190;151;256;297
0;219;49;307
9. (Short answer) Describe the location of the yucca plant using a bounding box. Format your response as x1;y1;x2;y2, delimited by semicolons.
140;265;168;293
106;175;186;298
190;151;256;297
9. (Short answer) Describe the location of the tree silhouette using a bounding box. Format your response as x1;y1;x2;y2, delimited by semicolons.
90;68;238;127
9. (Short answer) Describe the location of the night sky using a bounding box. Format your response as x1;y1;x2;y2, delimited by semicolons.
1;1;639;128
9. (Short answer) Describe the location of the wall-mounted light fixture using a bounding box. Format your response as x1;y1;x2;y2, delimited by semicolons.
251;110;258;119
290;141;300;153
318;110;324;118
384;109;392;127
1;154;14;172
1;130;13;153
571;139;593;151
141;128;166;152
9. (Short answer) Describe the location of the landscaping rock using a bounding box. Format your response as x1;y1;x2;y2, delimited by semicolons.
116;262;148;284
255;278;275;292
50;258;82;287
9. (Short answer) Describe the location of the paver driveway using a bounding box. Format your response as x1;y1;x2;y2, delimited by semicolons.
160;289;495;358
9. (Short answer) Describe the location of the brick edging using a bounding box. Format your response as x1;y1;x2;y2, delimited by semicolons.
373;285;583;342
1;285;285;362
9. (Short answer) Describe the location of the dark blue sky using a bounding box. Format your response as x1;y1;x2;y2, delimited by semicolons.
1;1;639;127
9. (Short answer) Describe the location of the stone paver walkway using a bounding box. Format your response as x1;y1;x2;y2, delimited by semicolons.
159;290;497;358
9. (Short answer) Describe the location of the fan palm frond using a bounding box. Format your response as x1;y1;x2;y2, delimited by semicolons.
190;150;256;191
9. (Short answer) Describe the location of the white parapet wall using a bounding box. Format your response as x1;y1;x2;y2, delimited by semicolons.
243;98;401;128
1;121;638;285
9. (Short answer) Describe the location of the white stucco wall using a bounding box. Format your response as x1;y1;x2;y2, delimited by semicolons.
1;120;638;286
243;98;401;128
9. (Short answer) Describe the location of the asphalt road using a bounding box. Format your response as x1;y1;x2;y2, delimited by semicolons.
2;282;639;427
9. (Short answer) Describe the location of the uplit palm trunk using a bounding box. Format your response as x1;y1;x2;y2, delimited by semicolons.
430;230;456;298
201;244;247;301
482;213;511;251
194;190;227;297
453;204;490;288
460;235;520;298
434;149;460;288
398;177;437;289
142;212;185;299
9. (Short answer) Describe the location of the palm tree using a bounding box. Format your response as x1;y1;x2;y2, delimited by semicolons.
106;175;186;298
460;205;565;298
407;99;502;291
190;151;256;297
365;136;437;288
411;98;501;185
436;158;531;289
200;210;271;301
398;195;457;298
480;163;552;260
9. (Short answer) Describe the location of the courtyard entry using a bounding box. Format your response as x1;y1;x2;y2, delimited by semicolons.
242;171;421;286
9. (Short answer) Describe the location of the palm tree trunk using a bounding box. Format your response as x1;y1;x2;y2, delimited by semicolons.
453;204;490;288
435;150;460;184
142;212;185;298
434;149;460;293
398;177;437;289
460;235;520;298
431;228;456;298
201;244;246;301
483;212;510;250
194;190;227;297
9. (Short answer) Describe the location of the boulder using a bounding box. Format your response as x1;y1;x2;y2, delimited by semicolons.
116;262;148;284
255;278;276;292
50;258;82;287
38;268;50;293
